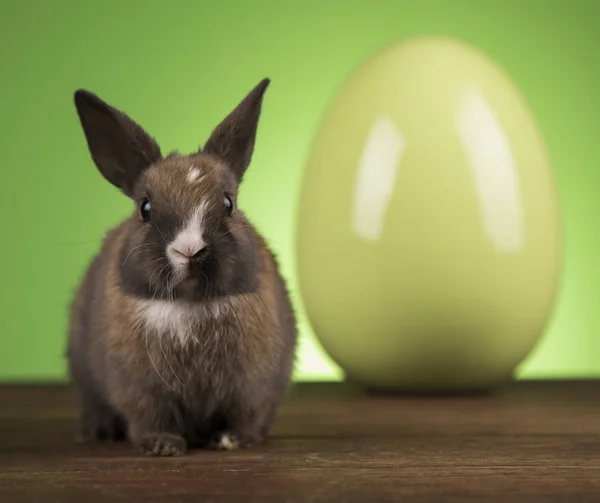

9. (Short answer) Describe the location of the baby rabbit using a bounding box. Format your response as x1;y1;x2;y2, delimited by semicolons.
67;79;297;456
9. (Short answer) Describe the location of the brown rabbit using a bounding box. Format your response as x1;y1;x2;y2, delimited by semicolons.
67;79;297;456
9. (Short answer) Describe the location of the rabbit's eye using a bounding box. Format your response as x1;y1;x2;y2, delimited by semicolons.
224;195;233;216
140;199;151;221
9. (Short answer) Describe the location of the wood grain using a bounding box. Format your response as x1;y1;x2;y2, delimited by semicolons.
1;381;600;502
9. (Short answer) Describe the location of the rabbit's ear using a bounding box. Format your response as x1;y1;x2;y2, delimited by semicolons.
74;90;162;197
203;78;270;183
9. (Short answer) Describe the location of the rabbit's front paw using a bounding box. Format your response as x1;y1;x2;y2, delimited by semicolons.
139;433;187;457
209;432;242;451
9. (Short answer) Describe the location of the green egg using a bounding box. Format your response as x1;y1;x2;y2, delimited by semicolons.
296;36;562;392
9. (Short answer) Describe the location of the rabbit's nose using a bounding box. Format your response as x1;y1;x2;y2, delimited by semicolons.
171;242;205;259
167;212;207;266
189;246;208;263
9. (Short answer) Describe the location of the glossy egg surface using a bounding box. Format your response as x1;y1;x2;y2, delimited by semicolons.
296;37;561;391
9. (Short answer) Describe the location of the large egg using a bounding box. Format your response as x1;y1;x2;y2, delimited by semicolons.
296;37;561;392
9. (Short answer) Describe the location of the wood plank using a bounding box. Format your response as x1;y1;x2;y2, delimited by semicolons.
1;381;600;502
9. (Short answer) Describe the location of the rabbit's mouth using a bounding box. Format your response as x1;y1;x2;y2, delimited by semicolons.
166;249;221;296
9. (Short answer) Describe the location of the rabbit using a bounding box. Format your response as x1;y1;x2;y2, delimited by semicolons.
66;78;298;456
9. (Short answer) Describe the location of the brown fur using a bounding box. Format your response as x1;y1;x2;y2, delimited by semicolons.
67;79;297;456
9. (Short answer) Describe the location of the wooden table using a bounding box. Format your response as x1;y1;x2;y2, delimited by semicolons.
1;381;600;502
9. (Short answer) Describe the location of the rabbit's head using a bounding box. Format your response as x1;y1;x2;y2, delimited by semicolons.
74;79;270;302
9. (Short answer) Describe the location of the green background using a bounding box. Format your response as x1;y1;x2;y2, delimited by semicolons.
1;0;600;382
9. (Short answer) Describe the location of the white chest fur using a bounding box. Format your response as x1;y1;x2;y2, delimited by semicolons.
134;298;227;346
